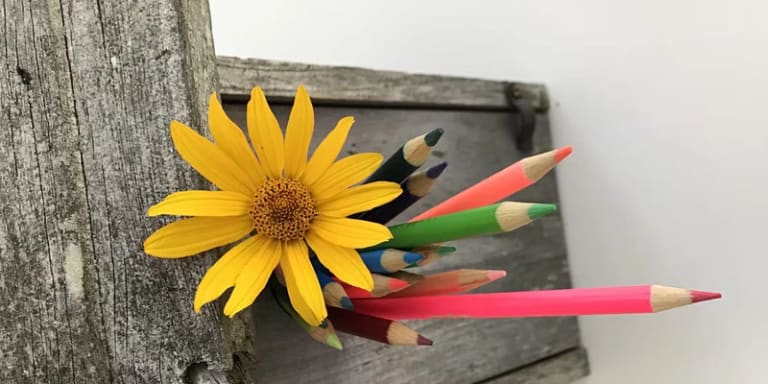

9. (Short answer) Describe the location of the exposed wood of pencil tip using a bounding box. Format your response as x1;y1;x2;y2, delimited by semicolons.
495;202;536;231
402;128;443;167
522;146;573;181
387;271;426;285
650;285;722;312
323;282;352;309
387;321;433;346
405;171;440;197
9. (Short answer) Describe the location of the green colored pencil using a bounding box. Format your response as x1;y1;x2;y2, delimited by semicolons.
364;128;444;184
367;202;556;250
270;280;343;350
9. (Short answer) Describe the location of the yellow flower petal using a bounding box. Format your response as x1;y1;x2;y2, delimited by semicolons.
306;230;373;291
194;234;269;312
316;181;402;217
144;216;253;258
208;93;266;187
302;116;354;186
223;237;281;317
247;87;284;178
147;190;251;217
310;216;392;249
281;240;326;326
170;121;255;196
283;86;314;179
310;153;383;202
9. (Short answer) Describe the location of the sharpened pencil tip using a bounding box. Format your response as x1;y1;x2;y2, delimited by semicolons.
527;203;557;220
487;270;507;281
424;128;444;146
417;334;434;346
340;296;354;310
554;146;573;163
426;161;448;178
690;290;722;303
388;277;410;291
403;252;424;265
326;334;343;350
437;246;457;255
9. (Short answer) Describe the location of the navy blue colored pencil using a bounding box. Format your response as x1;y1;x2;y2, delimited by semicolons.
362;162;448;224
359;249;423;273
311;259;353;310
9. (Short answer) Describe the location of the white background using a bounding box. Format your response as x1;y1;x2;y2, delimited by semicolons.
211;1;768;383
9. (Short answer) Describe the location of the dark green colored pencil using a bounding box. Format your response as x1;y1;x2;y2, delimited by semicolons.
364;128;444;184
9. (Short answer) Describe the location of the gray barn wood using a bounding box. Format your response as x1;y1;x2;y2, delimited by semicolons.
0;0;586;381
0;1;236;383
221;104;586;384
217;56;549;111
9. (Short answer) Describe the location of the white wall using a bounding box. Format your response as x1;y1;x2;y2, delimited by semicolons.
211;1;768;383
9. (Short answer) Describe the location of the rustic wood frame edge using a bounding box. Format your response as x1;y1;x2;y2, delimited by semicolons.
216;56;550;111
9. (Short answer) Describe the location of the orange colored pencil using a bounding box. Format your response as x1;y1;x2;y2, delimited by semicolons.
328;307;432;346
337;274;410;298
386;269;507;298
410;146;572;221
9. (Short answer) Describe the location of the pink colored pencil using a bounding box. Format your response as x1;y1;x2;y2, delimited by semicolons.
336;274;410;298
385;269;507;298
409;146;572;222
351;285;721;320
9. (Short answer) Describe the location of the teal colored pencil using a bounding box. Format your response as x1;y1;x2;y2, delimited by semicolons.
367;202;557;250
365;128;444;184
359;249;423;273
311;259;353;310
270;280;343;350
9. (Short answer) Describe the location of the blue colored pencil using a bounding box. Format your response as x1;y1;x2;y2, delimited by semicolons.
362;162;448;224
359;249;424;273
311;259;353;310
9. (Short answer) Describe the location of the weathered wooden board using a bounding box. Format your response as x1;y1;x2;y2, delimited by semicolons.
217;56;549;111
487;348;590;384
220;103;584;384
0;1;235;383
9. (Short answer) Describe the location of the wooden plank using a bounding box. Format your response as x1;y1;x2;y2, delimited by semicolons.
216;56;549;111
221;103;583;383
0;1;234;383
485;348;589;384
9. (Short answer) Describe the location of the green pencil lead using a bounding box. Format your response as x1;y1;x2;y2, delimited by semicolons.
326;334;343;350
527;203;557;220
424;128;444;146
436;245;457;255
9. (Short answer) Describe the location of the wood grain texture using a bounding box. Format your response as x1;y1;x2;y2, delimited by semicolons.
486;348;590;384
0;1;233;383
220;103;585;384
217;56;549;111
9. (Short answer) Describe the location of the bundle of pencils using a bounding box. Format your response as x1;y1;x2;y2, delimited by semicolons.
271;130;721;350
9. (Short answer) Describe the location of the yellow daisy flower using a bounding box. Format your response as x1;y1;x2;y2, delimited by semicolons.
143;86;402;326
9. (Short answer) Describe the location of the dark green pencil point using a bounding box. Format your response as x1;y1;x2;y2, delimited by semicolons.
527;203;557;220
424;128;444;146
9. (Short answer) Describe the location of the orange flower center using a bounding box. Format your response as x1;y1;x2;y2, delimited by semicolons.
249;179;317;241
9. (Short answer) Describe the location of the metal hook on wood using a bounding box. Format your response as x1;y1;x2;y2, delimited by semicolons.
504;82;536;153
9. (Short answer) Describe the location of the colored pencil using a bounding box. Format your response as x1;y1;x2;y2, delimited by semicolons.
311;260;353;310
410;146;572;221
386;269;507;298
328;307;433;346
387;271;425;285
367;202;557;250
351;285;722;320
362;162;448;224
270;281;343;350
364;128;444;184
359;249;424;273
410;245;457;267
337;274;410;298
